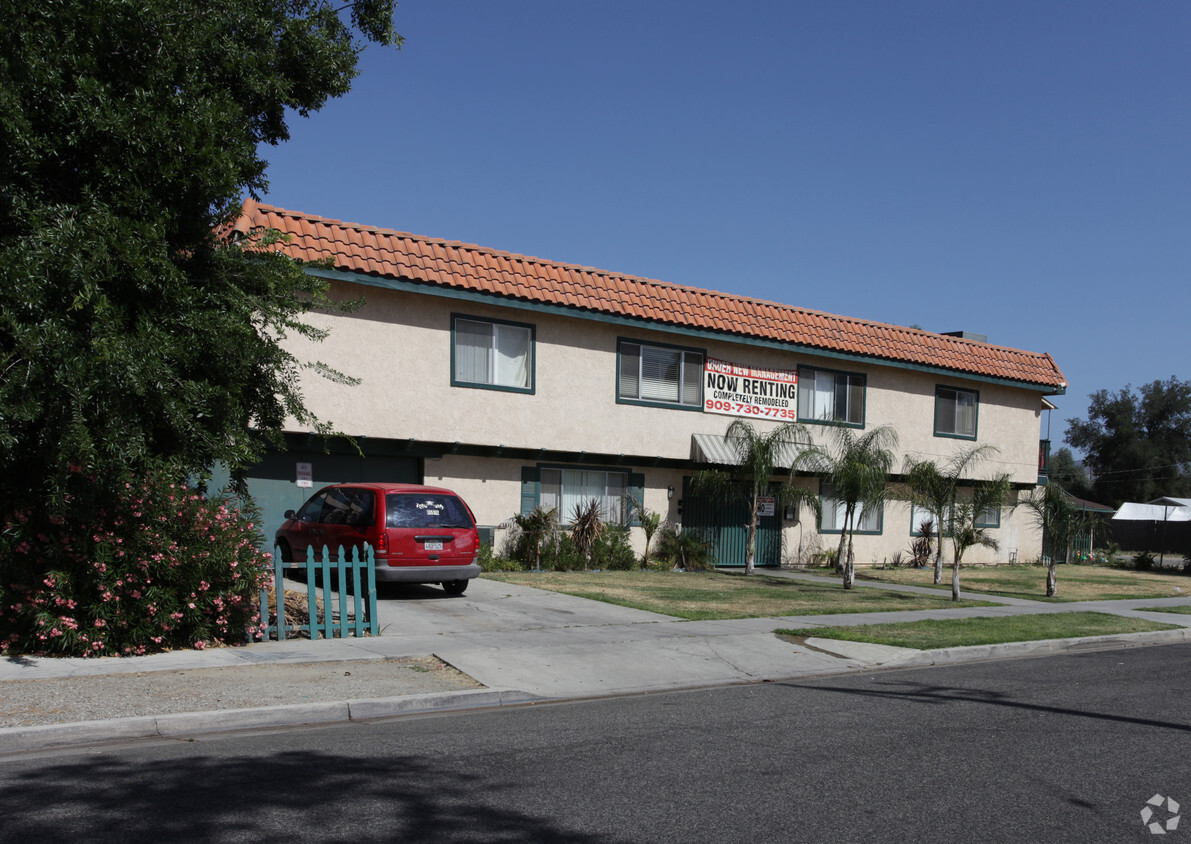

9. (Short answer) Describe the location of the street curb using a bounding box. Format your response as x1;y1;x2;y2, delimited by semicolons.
881;628;1191;668
0;688;543;755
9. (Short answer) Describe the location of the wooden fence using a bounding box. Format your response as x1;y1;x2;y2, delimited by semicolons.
258;544;379;640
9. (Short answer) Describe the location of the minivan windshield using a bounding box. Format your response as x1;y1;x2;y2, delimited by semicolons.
385;494;474;529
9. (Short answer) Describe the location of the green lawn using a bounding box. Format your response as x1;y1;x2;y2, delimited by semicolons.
777;611;1180;650
484;570;995;620
855;564;1191;602
1136;605;1191;616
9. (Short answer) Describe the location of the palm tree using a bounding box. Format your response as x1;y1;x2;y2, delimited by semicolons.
904;445;998;586
1022;483;1092;597
690;419;816;575
946;475;1012;600
627;493;663;569
804;424;898;589
513;505;557;571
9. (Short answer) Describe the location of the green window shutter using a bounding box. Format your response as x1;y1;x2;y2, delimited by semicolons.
520;466;540;515
627;473;645;526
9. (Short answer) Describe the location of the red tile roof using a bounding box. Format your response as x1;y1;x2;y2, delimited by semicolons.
231;200;1067;390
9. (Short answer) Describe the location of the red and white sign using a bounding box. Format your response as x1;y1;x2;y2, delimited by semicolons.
295;462;313;488
703;357;798;420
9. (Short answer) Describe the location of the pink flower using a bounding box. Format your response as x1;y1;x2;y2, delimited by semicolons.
194;640;207;650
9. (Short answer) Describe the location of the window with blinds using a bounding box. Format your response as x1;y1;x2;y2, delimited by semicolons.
618;341;703;408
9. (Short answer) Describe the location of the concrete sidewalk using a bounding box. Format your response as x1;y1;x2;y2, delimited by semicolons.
3;573;1191;754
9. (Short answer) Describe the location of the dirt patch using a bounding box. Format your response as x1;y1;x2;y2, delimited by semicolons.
0;656;483;728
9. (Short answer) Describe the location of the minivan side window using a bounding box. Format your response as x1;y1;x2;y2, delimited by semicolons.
326;488;375;526
297;492;328;522
386;494;474;529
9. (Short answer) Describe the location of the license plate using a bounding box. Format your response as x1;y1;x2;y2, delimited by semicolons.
423;541;443;551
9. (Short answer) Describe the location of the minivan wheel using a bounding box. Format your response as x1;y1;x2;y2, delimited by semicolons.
442;580;468;596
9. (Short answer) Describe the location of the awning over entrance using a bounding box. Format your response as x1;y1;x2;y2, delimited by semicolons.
690;433;809;468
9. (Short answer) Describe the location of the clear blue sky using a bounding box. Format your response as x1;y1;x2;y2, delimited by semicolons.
259;1;1190;447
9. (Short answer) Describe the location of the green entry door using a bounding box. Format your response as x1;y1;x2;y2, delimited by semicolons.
681;478;783;568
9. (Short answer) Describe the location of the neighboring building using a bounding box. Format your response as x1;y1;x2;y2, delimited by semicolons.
231;201;1067;567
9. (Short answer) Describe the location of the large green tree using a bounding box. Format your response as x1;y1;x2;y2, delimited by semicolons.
0;1;401;517
1065;378;1191;507
1047;447;1093;500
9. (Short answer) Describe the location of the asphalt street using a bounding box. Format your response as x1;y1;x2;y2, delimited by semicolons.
2;643;1187;843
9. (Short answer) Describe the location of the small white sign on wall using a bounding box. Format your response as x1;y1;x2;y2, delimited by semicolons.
757;496;776;517
296;462;313;488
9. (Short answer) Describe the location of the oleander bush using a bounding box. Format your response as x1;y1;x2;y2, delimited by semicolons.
0;466;271;657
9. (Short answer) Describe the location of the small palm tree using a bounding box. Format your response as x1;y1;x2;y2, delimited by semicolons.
655;523;713;571
946;475;1011;599
627;493;663;569
513;505;557;571
905;445;998;585
1022;483;1092;597
803;424;898;589
691;419;816;575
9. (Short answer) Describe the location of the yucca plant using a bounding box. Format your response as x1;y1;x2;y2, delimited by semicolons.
570;499;605;569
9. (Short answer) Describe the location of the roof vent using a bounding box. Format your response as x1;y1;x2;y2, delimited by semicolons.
942;330;988;344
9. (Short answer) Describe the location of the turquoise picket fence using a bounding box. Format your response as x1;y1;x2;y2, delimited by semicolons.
259;544;378;640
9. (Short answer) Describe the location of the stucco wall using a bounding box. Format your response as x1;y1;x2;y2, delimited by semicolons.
288;281;1046;482
279;277;1051;566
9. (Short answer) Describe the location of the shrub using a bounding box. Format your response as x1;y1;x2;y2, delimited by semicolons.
591;525;637;571
1132;550;1157;572
541;535;586;571
477;543;526;572
654;524;714;571
0;466;270;657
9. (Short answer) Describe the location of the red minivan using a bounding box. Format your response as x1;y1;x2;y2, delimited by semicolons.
275;483;481;595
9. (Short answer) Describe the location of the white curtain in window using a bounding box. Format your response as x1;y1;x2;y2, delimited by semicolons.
813;372;835;420
494;324;530;388
559;470;626;524
822;484;880;531
956;390;976;436
540;469;562;515
455;320;492;384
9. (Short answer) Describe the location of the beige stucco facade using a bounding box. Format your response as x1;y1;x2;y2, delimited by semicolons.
277;276;1052;566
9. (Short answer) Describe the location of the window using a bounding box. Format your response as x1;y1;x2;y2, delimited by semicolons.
385;493;473;529
298;488;375;526
797;367;865;426
453;315;534;392
975;503;1001;529
618;340;703;408
935;386;978;439
540;468;628;525
910;503;949;536
819;483;882;534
